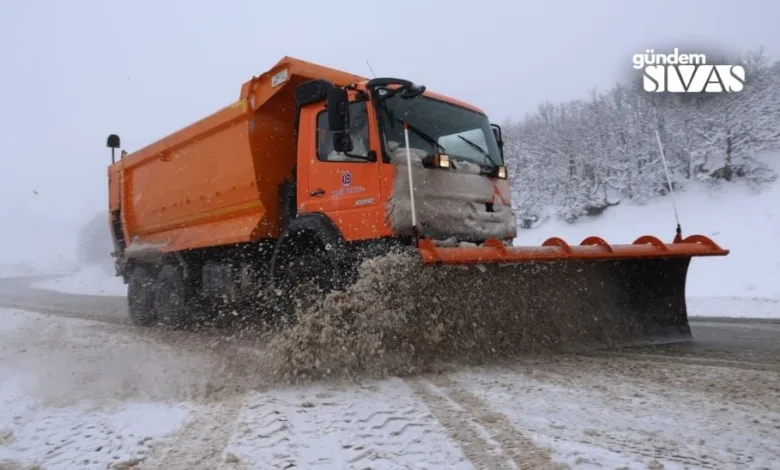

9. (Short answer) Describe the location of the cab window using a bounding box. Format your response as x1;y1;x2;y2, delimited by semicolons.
316;101;371;162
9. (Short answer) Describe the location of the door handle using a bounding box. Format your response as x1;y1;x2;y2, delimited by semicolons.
310;188;325;197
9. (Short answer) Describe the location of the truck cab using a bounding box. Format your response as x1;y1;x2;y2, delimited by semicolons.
291;78;517;247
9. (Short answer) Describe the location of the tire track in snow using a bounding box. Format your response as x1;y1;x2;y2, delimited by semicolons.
407;375;562;470
338;401;439;468
219;392;299;470
139;395;246;470
405;378;514;469
220;381;471;469
471;361;778;468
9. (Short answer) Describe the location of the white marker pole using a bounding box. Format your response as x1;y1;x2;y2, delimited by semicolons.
654;129;682;240
403;122;418;233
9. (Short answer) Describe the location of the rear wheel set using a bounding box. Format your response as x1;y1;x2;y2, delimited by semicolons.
154;264;200;329
127;266;157;326
125;244;341;330
126;263;198;329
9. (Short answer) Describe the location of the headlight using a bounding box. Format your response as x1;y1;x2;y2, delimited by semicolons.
421;153;451;169
497;165;507;179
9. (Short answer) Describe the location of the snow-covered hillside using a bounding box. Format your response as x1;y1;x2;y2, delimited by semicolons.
517;154;780;300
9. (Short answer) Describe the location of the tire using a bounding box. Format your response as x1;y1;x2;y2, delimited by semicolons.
153;264;193;329
127;266;157;326
274;245;335;324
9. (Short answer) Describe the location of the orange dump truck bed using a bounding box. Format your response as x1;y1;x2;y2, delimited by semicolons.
108;57;366;254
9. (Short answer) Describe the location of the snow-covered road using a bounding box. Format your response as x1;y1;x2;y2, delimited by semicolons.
1;303;779;470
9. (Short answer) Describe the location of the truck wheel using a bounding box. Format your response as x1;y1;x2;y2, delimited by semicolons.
154;264;193;329
276;247;335;323
127;266;157;326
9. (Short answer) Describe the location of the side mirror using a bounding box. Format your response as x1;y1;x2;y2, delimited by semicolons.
107;134;121;164
491;125;503;147
332;131;353;153
326;87;349;132
107;134;121;149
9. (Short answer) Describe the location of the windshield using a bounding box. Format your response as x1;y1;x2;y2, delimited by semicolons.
376;93;502;168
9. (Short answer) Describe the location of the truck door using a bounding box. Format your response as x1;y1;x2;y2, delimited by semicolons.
302;99;383;241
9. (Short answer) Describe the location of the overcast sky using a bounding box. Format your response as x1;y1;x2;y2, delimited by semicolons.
1;0;779;272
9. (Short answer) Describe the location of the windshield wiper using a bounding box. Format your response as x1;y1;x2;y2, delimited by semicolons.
457;135;500;169
382;107;447;155
388;118;462;169
402;120;447;154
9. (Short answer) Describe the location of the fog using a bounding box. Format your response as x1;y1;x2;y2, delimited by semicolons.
1;0;778;275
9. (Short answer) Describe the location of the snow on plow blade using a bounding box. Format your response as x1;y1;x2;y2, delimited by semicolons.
415;234;729;348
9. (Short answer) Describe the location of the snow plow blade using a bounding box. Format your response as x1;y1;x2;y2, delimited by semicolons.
415;234;729;348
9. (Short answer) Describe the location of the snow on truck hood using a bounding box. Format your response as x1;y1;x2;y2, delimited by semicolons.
386;145;518;243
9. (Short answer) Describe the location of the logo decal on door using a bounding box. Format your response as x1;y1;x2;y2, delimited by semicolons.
331;170;366;197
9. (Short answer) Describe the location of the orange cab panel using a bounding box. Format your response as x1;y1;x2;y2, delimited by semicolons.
296;96;393;242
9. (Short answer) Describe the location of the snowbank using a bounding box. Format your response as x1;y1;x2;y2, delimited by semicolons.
515;152;780;318
31;261;126;297
515;179;780;299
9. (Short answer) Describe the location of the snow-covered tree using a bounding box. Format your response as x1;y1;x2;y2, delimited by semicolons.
503;47;780;224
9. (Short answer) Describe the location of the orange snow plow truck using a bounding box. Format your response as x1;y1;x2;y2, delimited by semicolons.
105;56;728;344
